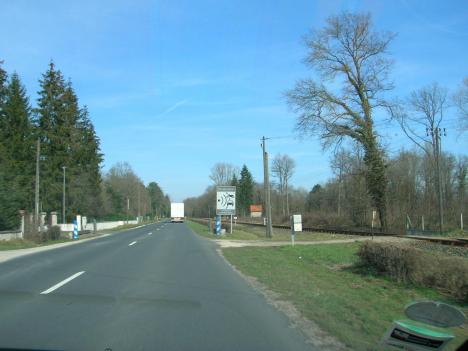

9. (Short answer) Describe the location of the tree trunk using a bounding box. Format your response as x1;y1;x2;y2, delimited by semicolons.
363;136;388;232
337;172;342;217
281;186;285;216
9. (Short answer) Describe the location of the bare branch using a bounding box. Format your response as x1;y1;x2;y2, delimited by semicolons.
453;77;468;133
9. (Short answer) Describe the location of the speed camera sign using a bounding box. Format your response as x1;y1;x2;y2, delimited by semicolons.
216;186;236;215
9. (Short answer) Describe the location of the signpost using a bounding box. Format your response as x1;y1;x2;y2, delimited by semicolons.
216;186;236;234
290;215;302;247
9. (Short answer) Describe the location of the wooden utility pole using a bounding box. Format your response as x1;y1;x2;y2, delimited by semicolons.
262;136;273;238
62;166;66;224
429;127;446;235
126;197;130;224
34;138;40;227
138;185;141;220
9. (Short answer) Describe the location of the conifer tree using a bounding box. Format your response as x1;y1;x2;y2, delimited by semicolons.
0;72;34;229
34;61;67;214
238;165;254;216
35;62;103;220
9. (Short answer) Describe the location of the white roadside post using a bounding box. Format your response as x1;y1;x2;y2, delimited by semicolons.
291;214;302;247
290;215;295;247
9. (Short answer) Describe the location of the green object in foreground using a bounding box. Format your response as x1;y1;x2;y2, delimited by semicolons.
382;320;454;350
396;320;454;338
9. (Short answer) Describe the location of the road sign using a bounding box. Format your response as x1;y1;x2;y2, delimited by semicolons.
292;214;302;232
216;186;236;215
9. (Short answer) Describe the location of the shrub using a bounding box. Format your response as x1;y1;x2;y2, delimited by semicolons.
357;241;468;301
37;225;62;242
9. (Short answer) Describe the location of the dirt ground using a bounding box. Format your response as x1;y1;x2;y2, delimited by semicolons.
213;236;413;248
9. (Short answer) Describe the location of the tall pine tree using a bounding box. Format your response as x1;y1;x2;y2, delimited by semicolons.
34;61;67;215
238;165;254;217
35;62;103;220
0;72;34;229
72;105;103;218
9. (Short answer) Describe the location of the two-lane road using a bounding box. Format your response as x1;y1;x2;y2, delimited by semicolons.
0;222;315;351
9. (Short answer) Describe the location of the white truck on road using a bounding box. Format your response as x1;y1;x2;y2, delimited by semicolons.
170;203;185;223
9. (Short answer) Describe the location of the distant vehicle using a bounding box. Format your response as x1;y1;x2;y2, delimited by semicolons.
170;203;185;223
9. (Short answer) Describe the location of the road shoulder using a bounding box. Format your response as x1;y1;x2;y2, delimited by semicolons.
0;224;149;264
215;246;348;351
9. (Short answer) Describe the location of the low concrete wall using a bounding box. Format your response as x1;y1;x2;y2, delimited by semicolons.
59;220;139;232
88;220;138;231
0;219;141;241
59;224;75;232
0;231;23;241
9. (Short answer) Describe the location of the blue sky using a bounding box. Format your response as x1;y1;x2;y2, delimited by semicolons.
1;0;467;201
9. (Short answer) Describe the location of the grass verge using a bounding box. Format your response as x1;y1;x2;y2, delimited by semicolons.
0;238;70;251
187;219;366;241
222;243;468;351
186;220;259;240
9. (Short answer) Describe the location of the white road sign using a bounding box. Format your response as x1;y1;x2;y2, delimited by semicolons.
216;186;236;215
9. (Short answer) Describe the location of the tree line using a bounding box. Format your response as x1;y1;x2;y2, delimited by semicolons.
306;146;467;232
0;61;170;230
186;141;466;233
102;162;171;221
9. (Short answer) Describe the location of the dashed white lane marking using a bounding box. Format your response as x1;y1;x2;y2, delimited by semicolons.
129;241;137;246
40;271;85;294
148;232;152;235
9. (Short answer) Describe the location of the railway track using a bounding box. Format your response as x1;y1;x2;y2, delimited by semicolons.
190;218;468;248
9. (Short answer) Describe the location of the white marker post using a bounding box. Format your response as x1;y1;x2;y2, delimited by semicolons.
290;215;295;247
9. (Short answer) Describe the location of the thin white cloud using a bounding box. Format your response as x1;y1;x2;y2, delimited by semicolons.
159;99;188;116
85;90;159;109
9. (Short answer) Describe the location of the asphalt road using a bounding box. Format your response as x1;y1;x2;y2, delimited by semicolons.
0;222;315;351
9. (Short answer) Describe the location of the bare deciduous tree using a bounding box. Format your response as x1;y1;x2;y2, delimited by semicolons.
389;83;449;233
271;154;295;216
330;148;353;216
390;83;448;157
209;162;239;186
286;12;394;230
454;77;468;133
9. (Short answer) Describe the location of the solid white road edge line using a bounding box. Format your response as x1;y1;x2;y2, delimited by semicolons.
40;271;85;295
129;241;137;246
